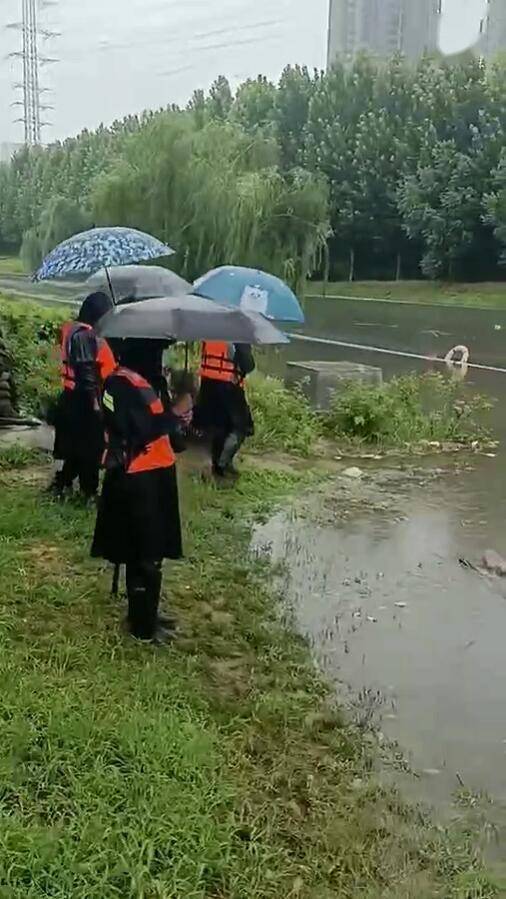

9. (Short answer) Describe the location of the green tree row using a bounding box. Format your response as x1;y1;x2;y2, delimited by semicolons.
208;56;506;280
3;54;506;283
0;108;328;290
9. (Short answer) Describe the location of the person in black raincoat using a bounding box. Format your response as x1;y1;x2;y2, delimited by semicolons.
91;339;184;645
51;291;115;499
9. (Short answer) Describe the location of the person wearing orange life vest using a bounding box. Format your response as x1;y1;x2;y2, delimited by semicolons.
195;340;255;477
91;339;183;644
51;292;115;499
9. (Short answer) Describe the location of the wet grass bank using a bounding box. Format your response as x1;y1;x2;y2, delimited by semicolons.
0;455;499;897
0;256;24;276
309;281;506;309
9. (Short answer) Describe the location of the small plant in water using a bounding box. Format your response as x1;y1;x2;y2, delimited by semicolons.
322;372;493;448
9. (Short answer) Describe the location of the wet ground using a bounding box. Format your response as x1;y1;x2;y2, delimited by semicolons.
253;457;506;808
256;294;506;817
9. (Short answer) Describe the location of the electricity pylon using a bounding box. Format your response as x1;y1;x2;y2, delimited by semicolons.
8;0;58;145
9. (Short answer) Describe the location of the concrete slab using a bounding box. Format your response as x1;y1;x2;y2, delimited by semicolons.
285;360;383;410
0;423;53;452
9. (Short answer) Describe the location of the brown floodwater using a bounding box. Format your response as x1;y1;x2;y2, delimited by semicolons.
256;295;506;813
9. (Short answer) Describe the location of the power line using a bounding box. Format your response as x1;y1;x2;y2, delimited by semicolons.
61;16;284;61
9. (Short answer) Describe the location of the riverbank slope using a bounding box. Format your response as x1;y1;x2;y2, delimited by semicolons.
0;455;498;897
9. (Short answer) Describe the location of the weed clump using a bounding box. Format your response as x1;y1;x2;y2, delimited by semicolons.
0;296;67;416
247;373;319;456
322;372;492;448
0;445;46;469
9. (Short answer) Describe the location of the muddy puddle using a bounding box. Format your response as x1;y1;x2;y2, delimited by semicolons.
253;454;506;814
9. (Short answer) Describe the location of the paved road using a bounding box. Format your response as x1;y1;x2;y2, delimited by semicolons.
0;273;81;307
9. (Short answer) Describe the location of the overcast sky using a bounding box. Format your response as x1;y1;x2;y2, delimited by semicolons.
0;0;487;145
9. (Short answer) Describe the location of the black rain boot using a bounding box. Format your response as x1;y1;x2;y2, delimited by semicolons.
48;459;78;499
217;431;244;478
78;462;100;505
128;589;171;644
47;470;65;498
127;587;155;641
147;562;177;640
126;561;159;642
211;430;226;477
126;563;173;644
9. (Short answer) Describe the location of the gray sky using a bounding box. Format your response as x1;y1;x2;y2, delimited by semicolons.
440;0;487;54
0;0;486;145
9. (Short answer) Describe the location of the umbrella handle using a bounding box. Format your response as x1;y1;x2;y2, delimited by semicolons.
105;267;117;306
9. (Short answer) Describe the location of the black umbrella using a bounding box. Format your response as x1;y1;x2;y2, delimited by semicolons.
86;265;191;303
96;295;289;345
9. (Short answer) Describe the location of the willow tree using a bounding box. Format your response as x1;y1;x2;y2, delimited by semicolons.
21;197;93;271
91;113;329;289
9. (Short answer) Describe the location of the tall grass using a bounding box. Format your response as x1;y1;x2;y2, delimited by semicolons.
247;373;318;456
0;295;67;415
322;372;493;447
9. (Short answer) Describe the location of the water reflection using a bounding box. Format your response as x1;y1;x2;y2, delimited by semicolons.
254;460;506;804
258;296;506;806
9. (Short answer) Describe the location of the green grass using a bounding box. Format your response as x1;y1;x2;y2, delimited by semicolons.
0;445;46;470
309;280;506;308
0;256;25;276
0;459;497;897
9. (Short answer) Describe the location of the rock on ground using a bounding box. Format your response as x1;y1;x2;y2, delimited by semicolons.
342;467;363;480
481;549;506;577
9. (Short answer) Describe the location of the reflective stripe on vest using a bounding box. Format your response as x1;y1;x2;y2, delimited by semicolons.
199;341;242;385
60;321;115;390
108;366;175;474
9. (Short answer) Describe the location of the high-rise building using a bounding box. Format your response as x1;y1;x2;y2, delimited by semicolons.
478;0;506;59
327;0;442;66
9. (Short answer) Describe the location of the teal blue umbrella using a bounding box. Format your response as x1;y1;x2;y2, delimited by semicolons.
193;266;304;323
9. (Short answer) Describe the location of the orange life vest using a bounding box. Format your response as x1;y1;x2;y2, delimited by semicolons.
60;321;116;391
103;366;176;474
199;341;243;386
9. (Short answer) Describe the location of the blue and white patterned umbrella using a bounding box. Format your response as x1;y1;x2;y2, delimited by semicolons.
193;265;305;323
34;227;174;281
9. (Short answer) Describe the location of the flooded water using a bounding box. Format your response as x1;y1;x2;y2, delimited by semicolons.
298;294;506;368
257;295;506;810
